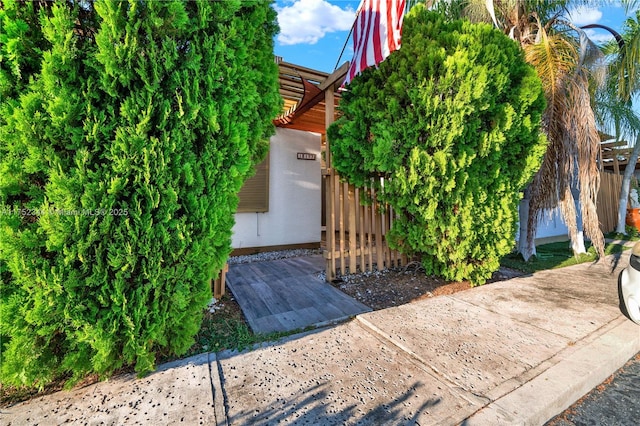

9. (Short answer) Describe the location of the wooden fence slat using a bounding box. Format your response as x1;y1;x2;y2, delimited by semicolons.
383;205;391;269
374;188;384;271
357;188;366;273
365;185;373;272
324;88;336;282
339;179;346;275
399;208;408;266
349;186;358;273
389;205;397;267
326;170;336;281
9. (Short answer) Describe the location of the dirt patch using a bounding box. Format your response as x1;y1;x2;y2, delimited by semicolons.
328;264;525;311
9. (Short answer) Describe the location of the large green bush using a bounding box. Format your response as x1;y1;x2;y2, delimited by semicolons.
0;0;280;387
328;6;547;285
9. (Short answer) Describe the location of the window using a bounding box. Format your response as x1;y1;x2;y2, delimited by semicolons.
237;153;269;212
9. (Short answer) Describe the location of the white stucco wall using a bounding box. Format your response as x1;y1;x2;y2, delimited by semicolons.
533;208;570;239
232;128;321;249
516;207;570;242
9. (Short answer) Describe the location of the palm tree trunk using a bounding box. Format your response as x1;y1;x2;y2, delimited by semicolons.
518;185;536;260
571;179;587;254
616;133;640;234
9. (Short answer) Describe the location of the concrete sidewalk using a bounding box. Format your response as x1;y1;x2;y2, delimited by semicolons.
3;252;640;425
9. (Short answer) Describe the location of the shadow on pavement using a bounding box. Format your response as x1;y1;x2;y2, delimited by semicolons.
227;380;440;425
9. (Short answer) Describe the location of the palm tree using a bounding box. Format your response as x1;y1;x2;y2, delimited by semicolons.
421;0;618;260
591;9;640;234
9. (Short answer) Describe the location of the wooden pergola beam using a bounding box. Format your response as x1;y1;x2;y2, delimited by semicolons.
319;62;350;92
274;61;346;135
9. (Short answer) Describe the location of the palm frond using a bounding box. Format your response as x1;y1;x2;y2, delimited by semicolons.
524;29;576;107
567;71;605;257
616;12;640;101
622;0;640;14
594;89;640;140
461;0;493;24
559;21;607;86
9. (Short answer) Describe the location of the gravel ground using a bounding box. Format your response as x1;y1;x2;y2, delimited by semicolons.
228;248;322;264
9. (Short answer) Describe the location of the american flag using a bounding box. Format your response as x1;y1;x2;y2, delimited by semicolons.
344;0;406;85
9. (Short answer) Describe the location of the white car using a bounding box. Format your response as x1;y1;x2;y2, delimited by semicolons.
618;242;640;325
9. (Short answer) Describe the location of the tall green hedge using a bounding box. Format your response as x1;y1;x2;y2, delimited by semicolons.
328;6;547;285
0;0;281;387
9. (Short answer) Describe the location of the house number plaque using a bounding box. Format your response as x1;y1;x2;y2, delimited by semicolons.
297;153;316;160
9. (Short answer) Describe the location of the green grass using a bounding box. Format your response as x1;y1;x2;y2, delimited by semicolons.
604;226;640;242
500;241;629;274
183;294;306;358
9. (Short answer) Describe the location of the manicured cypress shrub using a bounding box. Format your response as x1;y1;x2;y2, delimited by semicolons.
0;0;280;387
328;6;547;285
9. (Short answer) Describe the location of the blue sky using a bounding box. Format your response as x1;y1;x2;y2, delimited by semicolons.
273;0;638;73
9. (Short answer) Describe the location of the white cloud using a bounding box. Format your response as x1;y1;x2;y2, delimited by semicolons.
567;6;614;43
567;6;603;27
583;28;614;44
276;0;355;45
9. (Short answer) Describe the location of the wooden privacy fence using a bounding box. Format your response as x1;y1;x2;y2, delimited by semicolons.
322;169;623;281
597;171;623;233
323;169;408;281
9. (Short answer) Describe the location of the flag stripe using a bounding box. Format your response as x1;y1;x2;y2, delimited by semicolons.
385;0;395;55
372;0;383;65
358;0;373;73
345;0;405;85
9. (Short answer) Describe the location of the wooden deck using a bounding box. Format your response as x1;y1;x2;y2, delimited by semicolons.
226;255;371;334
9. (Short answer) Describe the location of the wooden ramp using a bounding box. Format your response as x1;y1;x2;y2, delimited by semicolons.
226;255;371;334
